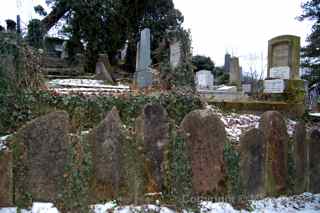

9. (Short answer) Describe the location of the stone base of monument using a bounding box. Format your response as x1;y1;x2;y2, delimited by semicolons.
198;88;249;102
258;79;306;103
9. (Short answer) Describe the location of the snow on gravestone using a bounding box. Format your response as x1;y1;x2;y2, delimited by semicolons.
135;104;170;193
13;111;69;204
180;109;227;195
88;107;123;200
310;128;320;193
259;111;288;196
240;129;266;197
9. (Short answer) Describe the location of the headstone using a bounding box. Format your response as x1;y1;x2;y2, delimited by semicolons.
135;104;169;193
293;122;308;194
240;129;266;197
267;35;300;80
264;79;285;93
0;151;12;207
60;41;68;59
195;70;214;90
259;111;288;196
229;57;241;88
88;107;123;200
242;84;252;94
135;28;153;88
170;41;182;69
13;111;69;205
309;128;320;193
95;54;114;83
180;109;227;195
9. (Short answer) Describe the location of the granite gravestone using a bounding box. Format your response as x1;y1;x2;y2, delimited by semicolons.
268;35;300;80
135;28;153;88
195;70;214;90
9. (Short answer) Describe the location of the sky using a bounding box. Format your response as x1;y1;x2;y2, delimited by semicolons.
0;0;314;75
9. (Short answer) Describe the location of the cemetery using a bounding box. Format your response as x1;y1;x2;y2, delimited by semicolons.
0;0;320;213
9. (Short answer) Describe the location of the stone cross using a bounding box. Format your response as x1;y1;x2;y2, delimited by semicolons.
267;35;301;80
135;28;153;88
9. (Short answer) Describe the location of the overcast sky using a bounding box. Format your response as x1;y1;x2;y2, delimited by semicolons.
0;0;314;74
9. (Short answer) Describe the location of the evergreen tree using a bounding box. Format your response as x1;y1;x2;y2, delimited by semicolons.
299;0;320;85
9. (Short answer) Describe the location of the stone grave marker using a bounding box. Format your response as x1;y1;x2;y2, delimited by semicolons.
264;79;285;93
240;129;266;197
13;111;69;204
180;109;227;195
242;84;252;94
259;111;288;196
88;107;123;200
135;104;169;193
0;151;12;207
309;128;320;193
135;28;153;88
293;122;308;194
195;70;214;90
229;57;241;88
170;41;182;69
268;35;300;80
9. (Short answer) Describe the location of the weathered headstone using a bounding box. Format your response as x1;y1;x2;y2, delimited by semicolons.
267;35;300;80
195;70;214;90
135;28;153;88
293;122;308;194
180;109;227;195
170;41;182;69
0;151;12;207
309;128;320;193
95;54;114;83
229;57;241;88
240;129;266;197
264;79;285;93
259;111;288;196
88;107;123;200
13;111;69;205
135;104;169;193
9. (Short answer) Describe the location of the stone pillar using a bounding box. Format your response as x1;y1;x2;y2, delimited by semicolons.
267;35;300;80
170;41;182;69
135;28;153;88
229;57;241;88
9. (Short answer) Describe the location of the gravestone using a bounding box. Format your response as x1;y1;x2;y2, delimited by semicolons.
135;104;169;193
259;111;288;196
135;28;153;88
240;129;266;197
13;111;69;205
88;107;123;200
267;35;300;80
95;54;114;83
224;53;231;73
0;151;12;207
309;128;320;193
180;109;227;195
229;57;241;88
195;70;214;90
264;79;285;93
170;41;182;69
293;122;308;194
242;84;252;94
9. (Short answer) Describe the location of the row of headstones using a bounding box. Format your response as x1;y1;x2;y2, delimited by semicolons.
0;106;320;207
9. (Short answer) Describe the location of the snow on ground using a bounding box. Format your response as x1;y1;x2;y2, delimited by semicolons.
0;135;11;151
1;193;319;213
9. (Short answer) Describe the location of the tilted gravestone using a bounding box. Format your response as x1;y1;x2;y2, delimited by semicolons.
240;129;266;197
13;111;69;205
259;111;288;196
293;122;308;194
135;104;170;193
180;109;227;195
135;28;153;88
0;151;12;207
309;128;320;193
267;35;300;80
88;107;123;200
